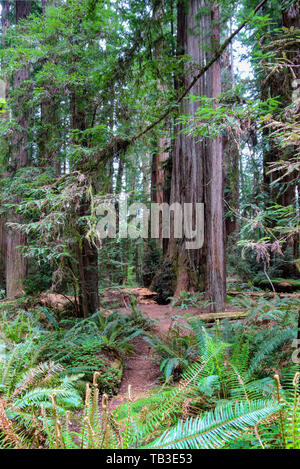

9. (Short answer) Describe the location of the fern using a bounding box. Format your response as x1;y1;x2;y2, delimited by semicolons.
136;341;228;443
0;339;81;447
274;368;300;449
144;400;279;449
249;328;295;374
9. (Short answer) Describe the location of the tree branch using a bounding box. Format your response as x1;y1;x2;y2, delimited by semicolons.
80;0;268;172
134;0;268;140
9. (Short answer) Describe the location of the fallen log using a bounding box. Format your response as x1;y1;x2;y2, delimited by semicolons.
104;287;157;305
39;292;75;311
228;291;300;299
199;310;246;321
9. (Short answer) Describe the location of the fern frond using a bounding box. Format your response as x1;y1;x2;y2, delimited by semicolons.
249;328;295;374
138;342;228;440
145;400;279;449
11;361;65;399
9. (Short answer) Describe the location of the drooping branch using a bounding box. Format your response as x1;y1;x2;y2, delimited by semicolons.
78;0;268;172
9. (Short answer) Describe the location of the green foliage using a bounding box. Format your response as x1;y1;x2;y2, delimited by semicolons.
150;260;176;305
142;240;163;288
0;310;41;344
277;368;300;449
24;262;53;295
0;303;153;446
42;359;300;450
0;0;299;452
145;293;299;398
179;88;280;139
38;310;146;395
145;400;279;449
169;291;213;310
1;297;299;449
145;322;197;381
0;338;81;447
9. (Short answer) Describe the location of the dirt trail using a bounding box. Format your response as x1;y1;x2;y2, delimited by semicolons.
109;337;160;409
109;305;173;409
109;303;244;409
67;301;243;433
61;299;243;432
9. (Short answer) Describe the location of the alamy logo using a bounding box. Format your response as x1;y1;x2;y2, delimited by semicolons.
95;197;204;249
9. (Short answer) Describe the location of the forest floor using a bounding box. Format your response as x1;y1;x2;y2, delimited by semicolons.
0;293;243;413
109;304;172;409
69;304;175;433
108;303;244;410
63;299;245;434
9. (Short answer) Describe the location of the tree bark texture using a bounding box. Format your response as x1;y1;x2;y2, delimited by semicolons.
5;1;31;298
168;0;226;311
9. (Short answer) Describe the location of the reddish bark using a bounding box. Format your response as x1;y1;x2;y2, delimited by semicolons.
71;90;99;316
168;0;206;296
0;2;10;288
5;1;31;298
167;0;226;311
204;2;226;310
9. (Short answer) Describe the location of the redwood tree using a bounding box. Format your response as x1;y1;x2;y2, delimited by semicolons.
5;0;31;298
167;0;225;312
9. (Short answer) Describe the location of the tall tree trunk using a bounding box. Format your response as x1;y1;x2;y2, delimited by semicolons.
38;1;61;174
38;91;61;174
222;39;239;239
224;137;239;238
168;0;206;296
71;91;99;316
151;140;168;249
5;0;31;298
167;0;225;311
204;1;226;311
0;1;11;289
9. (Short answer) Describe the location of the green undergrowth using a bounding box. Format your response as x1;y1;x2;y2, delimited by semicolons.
0;291;299;449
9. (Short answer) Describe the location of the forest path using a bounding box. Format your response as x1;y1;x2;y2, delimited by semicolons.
69;305;174;435
68;302;243;434
108;303;244;409
108;304;173;409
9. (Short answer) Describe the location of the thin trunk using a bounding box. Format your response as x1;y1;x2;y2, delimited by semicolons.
151;0;170;249
224;137;239;238
151;141;168;248
223;24;239;239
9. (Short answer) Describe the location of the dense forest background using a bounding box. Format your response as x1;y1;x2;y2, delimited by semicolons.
0;0;298;314
0;0;299;451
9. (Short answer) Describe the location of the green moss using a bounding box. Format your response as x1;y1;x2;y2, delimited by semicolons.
57;342;123;395
255;277;300;290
